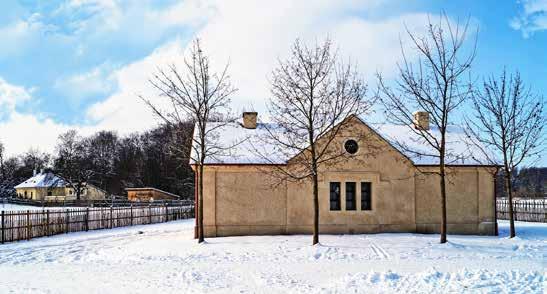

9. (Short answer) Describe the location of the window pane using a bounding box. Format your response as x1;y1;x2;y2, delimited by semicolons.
330;182;341;211
346;182;356;210
361;182;372;210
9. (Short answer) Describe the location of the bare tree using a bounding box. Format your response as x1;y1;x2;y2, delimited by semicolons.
87;131;118;191
141;39;237;243
258;38;370;245
20;148;51;175
54;130;94;201
465;70;545;238
376;15;476;243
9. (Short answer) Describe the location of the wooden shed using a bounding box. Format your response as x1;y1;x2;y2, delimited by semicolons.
125;188;180;202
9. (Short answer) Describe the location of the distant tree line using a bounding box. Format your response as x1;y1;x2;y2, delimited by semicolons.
0;123;194;199
496;167;547;199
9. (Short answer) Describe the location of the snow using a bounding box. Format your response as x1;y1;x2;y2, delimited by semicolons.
14;172;66;189
0;203;66;211
192;119;494;166
0;220;544;293
190;122;288;164
369;123;493;165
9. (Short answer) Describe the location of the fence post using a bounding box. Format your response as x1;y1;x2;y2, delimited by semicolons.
110;206;113;229
165;204;168;223
65;209;70;233
46;210;50;236
130;205;133;226
85;208;89;232
1;211;4;244
149;205;152;224
27;210;31;241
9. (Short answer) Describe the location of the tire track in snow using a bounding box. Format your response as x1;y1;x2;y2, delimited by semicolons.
370;242;390;259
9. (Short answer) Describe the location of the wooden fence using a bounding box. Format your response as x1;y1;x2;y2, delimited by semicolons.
0;204;194;244
496;198;546;223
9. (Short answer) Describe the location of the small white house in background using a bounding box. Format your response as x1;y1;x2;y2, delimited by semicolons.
14;171;107;201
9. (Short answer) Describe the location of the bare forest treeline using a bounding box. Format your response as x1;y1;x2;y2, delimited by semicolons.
0;123;195;199
496;167;547;198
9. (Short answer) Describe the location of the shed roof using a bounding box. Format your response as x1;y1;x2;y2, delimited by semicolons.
125;187;181;199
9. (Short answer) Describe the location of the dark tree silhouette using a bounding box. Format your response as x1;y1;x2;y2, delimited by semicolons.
54;130;94;200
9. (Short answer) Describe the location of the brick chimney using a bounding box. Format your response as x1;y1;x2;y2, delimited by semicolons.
242;112;258;129
412;111;430;130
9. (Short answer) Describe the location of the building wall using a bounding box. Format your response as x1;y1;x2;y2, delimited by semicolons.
127;189;178;201
198;118;496;237
284;119;417;235
16;185;106;201
213;168;287;236
414;166;497;235
16;187;65;200
85;185;107;200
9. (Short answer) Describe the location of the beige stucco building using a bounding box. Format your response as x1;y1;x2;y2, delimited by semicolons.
192;113;499;238
15;171;107;201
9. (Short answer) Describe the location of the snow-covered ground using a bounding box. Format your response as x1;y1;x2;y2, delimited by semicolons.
0;220;544;293
0;203;67;211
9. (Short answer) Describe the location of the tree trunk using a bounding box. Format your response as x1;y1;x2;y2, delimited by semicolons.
76;184;81;201
505;169;516;238
439;159;448;244
198;164;205;243
312;171;319;245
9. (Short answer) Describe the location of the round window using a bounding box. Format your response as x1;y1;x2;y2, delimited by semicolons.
344;139;359;154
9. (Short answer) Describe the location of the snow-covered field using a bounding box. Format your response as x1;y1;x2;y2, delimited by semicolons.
0;220;544;294
0;203;64;211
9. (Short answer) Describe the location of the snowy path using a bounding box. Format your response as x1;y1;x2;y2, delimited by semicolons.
0;220;545;293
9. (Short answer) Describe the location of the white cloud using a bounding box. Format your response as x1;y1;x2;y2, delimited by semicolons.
511;0;547;37
54;62;117;106
85;0;432;131
0;18;46;57
0;78;97;157
0;0;211;60
1;0;439;157
0;77;32;112
0;112;77;157
86;41;185;133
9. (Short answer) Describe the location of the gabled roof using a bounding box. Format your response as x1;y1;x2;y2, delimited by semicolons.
15;172;67;189
367;123;492;166
190;122;289;165
190;116;496;166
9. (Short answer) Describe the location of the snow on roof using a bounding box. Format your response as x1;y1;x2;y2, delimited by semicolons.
191;118;496;166
190;122;289;165
368;123;493;165
15;172;67;189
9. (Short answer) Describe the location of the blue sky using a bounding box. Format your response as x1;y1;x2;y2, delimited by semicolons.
0;0;545;165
